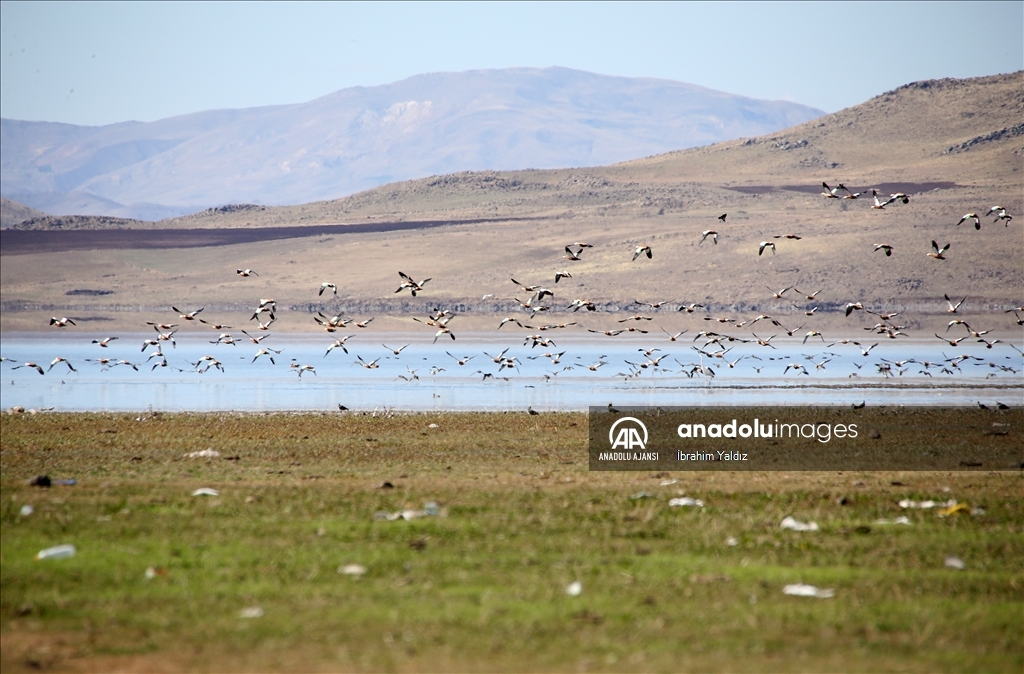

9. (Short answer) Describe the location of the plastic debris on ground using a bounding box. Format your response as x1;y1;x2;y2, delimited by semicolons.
899;499;957;509
725;536;739;547
239;606;264;619
944;556;966;570
19;504;34;517
783;583;834;598
668;497;704;508
144;566;168;579
938;502;972;517
565;581;582;596
192;488;220;497
659;479;678;486
339;564;367;576
875;516;912;525
36;544;76;560
780;516;819;532
186;448;220;459
375;501;441;521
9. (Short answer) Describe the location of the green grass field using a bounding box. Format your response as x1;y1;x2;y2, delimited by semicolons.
2;411;1022;672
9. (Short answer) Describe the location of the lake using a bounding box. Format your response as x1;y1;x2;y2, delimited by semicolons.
1;331;1020;412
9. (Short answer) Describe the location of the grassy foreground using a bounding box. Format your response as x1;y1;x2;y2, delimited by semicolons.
1;411;1022;673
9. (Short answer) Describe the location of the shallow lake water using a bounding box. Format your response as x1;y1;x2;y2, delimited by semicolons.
1;331;1021;412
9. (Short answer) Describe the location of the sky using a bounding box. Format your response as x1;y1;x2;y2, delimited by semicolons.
1;1;1021;127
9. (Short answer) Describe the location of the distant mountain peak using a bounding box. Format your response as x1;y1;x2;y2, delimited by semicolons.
1;67;825;220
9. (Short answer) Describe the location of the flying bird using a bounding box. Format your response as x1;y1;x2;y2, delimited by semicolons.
395;272;431;297
632;245;652;261
956;213;980;230
48;357;77;373
173;306;204;320
928;241;950;260
563;246;584;261
319;282;338;296
717;213;727;223
758;241;776;256
873;243;893;256
236;269;258;277
699;230;718;245
944;294;966;314
554;270;573;283
49;317;76;327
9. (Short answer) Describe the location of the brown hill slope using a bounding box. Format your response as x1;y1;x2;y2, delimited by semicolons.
0;197;47;228
1;72;1021;333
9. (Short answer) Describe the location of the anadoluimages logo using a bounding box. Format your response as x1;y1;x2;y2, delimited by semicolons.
608;417;648;450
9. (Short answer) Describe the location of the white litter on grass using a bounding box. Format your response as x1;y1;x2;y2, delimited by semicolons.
35;544;76;560
374;501;441;521
339;564;366;576
780;516;819;532
945;556;966;570
192;488;220;497
668;497;704;508
19;504;34;517
725;537;739;547
427;423;439;429
899;499;956;509
239;606;264;619
783;583;834;598
186;448;220;459
565;581;582;596
875;516;913;525
660;479;678;486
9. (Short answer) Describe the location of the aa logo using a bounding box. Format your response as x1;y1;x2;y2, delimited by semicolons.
609;417;648;450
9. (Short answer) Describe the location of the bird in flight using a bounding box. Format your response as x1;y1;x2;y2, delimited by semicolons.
554;270;573;283
944;294;966;314
956;213;980;230
717;213;727;223
173;306;204;320
49;317;76;327
699;230;718;245
873;243;893;257
927;241;950;260
632;245;653;261
319;282;338;296
563;246;584;261
396;272;430;297
236;269;258;277
758;241;776;256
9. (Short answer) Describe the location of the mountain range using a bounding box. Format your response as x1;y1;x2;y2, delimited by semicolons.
0;67;824;221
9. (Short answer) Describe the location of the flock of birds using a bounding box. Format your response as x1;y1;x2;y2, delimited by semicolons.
3;182;1022;406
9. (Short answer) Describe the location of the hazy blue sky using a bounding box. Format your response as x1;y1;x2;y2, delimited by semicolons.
2;1;1021;126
